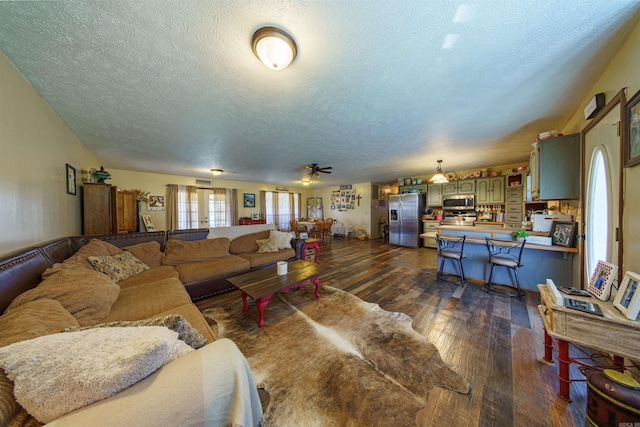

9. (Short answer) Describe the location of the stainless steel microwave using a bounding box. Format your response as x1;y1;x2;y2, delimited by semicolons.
442;194;475;211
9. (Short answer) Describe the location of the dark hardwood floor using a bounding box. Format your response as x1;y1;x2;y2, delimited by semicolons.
196;237;588;426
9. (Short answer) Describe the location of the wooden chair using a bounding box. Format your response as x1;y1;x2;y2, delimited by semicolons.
324;218;334;241
310;220;325;243
289;219;302;237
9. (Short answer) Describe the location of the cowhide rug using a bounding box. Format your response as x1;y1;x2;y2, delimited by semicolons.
202;285;471;427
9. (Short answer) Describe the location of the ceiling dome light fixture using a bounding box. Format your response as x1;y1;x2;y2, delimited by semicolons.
429;160;449;183
252;26;297;70
210;168;223;176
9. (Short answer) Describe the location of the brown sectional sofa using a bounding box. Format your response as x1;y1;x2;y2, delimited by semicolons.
0;227;304;425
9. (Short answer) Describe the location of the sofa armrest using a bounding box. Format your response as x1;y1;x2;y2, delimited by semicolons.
46;339;263;427
291;238;306;260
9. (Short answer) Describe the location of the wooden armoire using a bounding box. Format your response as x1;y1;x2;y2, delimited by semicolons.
82;183;137;235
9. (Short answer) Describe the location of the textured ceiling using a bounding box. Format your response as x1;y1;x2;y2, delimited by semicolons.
1;1;640;187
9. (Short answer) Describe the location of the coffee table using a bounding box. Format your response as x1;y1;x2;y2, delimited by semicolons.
227;260;326;327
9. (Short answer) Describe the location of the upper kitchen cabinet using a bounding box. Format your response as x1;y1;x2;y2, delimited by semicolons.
530;133;580;200
476;176;505;204
427;183;442;206
442;179;475;196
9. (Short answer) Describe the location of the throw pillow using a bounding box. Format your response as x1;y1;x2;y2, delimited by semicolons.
0;327;193;423
123;241;164;267
7;268;120;326
256;236;279;253
42;239;122;278
270;230;293;249
88;251;150;282
162;238;230;265
63;314;207;349
0;299;79;349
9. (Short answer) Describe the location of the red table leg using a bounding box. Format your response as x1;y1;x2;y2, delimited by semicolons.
310;275;321;299
556;339;572;402
543;327;554;363
242;292;249;313
255;294;273;328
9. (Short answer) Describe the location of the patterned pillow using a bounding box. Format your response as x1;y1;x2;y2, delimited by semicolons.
88;251;150;282
63;314;207;349
256;236;279;253
270;230;293;249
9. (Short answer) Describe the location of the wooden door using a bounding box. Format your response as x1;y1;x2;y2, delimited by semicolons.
113;189;136;233
489;176;505;204
476;178;490;204
458;180;476;193
83;183;112;235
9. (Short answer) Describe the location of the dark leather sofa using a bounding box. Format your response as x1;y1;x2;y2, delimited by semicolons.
0;228;305;312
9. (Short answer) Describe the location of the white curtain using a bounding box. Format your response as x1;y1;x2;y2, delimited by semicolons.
167;184;198;230
262;191;300;231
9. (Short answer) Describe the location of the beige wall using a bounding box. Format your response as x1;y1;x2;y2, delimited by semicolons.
562;20;640;275
0;52;100;255
313;183;373;236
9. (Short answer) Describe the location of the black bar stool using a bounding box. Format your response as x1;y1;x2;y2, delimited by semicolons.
436;234;467;286
484;237;526;299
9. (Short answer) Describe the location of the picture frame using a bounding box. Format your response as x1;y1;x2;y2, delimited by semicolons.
141;215;156;232
65;164;76;195
147;195;165;211
251;212;259;220
587;260;619;301
550;221;577;247
244;193;255;208
299;232;308;239
613;271;640;320
624;88;640;168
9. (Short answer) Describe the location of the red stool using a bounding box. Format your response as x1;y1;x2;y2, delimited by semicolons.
303;238;321;263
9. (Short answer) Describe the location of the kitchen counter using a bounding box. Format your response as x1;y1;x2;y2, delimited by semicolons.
436;225;578;253
432;225;577;292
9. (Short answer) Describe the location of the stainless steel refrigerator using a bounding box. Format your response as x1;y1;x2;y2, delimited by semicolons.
388;193;425;248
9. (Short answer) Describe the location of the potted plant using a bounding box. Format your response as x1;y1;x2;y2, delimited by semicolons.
512;229;529;241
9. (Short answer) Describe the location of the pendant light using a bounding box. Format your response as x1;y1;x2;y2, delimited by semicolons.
252;26;297;70
429;160;449;183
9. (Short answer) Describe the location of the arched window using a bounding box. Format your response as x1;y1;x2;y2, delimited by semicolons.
585;145;612;279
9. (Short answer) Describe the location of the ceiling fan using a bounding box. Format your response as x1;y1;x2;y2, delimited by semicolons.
305;163;332;179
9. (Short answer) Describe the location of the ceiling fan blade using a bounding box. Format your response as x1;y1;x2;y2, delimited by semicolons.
319;170;332;173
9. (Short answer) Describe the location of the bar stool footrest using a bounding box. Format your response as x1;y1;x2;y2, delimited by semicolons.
484;282;526;298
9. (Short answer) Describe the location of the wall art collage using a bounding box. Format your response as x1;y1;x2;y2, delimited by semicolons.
331;186;357;211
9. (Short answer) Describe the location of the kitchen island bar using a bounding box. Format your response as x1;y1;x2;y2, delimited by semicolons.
430;226;578;292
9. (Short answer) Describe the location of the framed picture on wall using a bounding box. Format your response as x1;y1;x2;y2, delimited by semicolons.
624;88;640;167
66;164;76;195
147;195;165;211
244;193;256;208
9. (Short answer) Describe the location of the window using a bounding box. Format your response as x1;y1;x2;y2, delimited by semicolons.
264;192;300;230
585;146;611;278
208;188;233;227
177;186;198;230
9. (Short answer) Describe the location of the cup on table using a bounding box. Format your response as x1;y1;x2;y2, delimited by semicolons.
277;261;288;275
